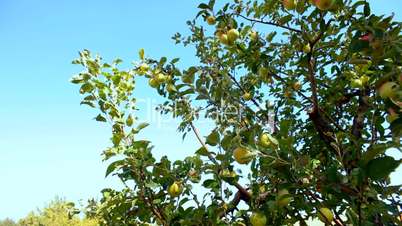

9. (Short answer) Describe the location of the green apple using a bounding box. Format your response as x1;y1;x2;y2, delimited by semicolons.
360;75;369;85
227;28;240;42
155;73;168;83
314;0;336;10
318;207;334;223
250;212;267;226
249;30;258;41
378;81;399;99
168;181;183;197
283;0;297;10
243;92;253;101
233;147;254;164
277;189;292;207
206;16;216;25
351;78;363;88
303;44;311;53
148;78;159;88
293;81;302;91
219;33;230;45
259;133;271;148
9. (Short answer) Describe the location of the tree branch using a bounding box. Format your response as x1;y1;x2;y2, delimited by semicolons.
237;14;302;33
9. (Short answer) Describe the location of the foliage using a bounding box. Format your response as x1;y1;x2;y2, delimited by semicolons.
17;197;98;226
72;0;402;225
0;218;18;226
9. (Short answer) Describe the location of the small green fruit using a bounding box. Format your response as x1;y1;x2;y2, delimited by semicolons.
277;189;292;207
378;82;399;99
233;147;254;164
250;212;267;226
249;31;258;41
168;181;183;197
227;28;240;42
314;0;336;10
259;133;271;148
219;33;230;45
283;0;297;10
303;44;311;53
206;16;216;25
293;82;302;91
243;92;253;101
351;78;363;88
318;207;334;223
148;78;159;88
155;73;168;83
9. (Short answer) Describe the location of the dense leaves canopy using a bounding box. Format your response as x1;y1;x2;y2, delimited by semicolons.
71;0;402;225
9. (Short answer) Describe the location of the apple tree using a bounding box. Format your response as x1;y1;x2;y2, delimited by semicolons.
71;0;402;225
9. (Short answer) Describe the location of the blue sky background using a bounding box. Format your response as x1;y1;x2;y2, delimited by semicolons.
0;0;401;221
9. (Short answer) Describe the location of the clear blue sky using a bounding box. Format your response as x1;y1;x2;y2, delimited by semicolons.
0;0;401;221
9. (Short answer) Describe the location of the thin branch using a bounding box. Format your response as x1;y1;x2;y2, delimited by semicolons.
237;14;302;33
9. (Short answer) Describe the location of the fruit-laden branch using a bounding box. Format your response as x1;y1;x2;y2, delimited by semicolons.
236;14;302;33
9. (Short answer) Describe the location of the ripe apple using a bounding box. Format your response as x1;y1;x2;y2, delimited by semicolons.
168;181;183;198
314;0;335;10
283;0;297;10
243;92;253;101
277;189;292;207
318;207;334;223
148;78;159;88
233;147;254;164
378;81;399;99
206;16;216;25
250;212;267;226
227;28;240;42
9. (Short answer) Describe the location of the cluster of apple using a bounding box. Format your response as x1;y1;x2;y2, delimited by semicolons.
205;15;241;46
137;62;178;93
232;133;278;165
283;0;336;11
249;192;333;225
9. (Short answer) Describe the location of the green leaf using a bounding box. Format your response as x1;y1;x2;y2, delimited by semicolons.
198;3;210;10
366;156;400;180
195;147;210;156
139;48;145;60
95;114;107;122
206;130;220;146
105;160;125;177
136;122;149;131
362;144;388;165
